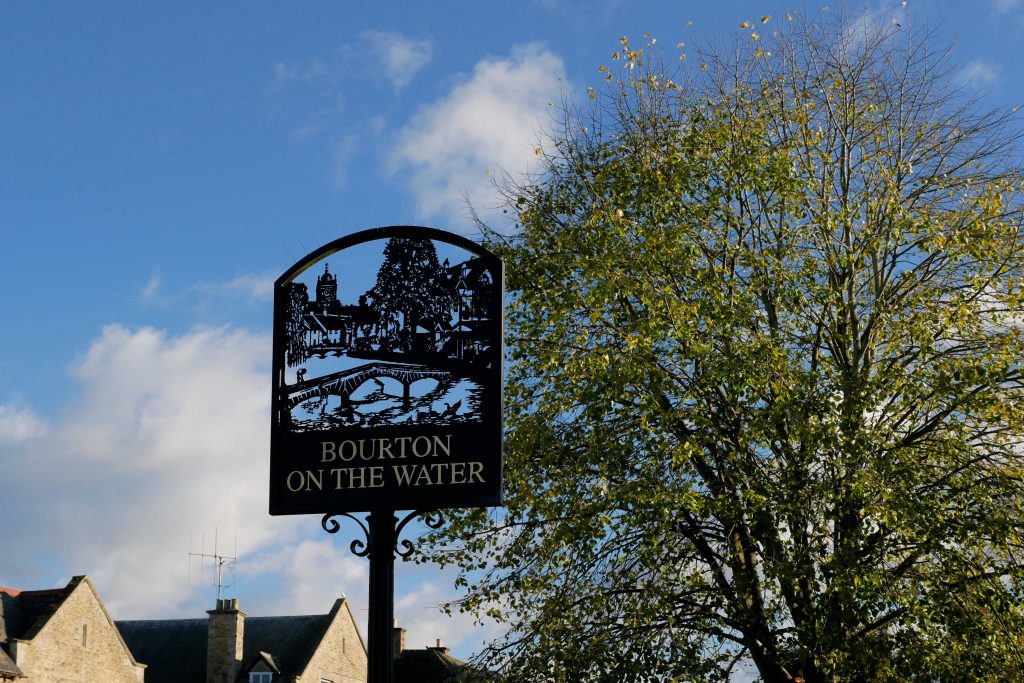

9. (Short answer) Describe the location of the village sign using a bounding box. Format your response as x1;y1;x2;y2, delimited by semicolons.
270;226;504;516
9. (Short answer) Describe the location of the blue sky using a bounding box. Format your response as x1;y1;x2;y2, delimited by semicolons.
1;0;1022;664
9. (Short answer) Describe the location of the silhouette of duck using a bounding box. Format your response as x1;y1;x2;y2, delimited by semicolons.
440;400;462;418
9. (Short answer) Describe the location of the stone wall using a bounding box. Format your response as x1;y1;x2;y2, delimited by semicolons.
299;600;368;683
207;599;244;683
10;578;145;683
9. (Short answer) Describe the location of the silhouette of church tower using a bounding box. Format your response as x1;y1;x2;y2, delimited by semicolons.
315;263;338;312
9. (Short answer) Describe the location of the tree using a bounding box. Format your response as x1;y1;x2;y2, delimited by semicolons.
284;281;310;366
365;238;456;352
425;9;1024;682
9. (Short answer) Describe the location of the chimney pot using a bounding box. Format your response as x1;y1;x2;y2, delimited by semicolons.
428;638;450;656
207;599;245;683
391;623;406;657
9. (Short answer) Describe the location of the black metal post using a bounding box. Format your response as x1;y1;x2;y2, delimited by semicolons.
321;510;444;683
367;509;397;683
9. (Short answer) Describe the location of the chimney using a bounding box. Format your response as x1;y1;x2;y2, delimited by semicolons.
428;638;450;656
207;598;245;683
392;619;406;657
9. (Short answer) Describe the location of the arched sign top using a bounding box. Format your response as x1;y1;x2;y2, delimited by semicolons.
276;225;500;287
270;225;504;516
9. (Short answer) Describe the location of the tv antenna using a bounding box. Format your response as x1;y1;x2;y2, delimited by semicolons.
188;528;238;602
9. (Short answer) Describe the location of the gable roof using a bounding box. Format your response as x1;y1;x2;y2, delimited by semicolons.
0;577;83;642
241;613;332;676
239;650;281;675
116;618;207;683
395;648;465;681
0;588;18;644
0;647;24;679
0;576;143;677
395;647;499;683
117;598;354;683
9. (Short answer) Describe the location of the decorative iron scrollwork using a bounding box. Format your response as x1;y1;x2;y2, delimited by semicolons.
321;510;445;559
395;510;446;559
321;512;371;557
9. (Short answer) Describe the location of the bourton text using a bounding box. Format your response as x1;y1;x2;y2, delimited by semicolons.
285;433;486;492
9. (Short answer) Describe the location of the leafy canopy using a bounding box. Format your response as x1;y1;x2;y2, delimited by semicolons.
426;8;1024;682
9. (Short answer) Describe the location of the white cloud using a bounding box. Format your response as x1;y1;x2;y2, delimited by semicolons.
139;269;162;304
274;57;328;84
395;577;501;654
841;2;906;50
0;324;497;657
244;538;368;616
958;58;1001;87
391;43;567;225
274;30;432;95
0;325;292;617
0;404;46;442
992;0;1021;15
360;29;433;92
192;272;277;306
271;31;434;187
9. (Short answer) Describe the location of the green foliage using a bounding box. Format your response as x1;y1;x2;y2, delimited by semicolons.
425;9;1024;682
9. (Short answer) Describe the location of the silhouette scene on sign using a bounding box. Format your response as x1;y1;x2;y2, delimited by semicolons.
282;237;498;431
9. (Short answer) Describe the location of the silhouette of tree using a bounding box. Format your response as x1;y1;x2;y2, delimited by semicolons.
284;281;309;366
366;238;456;352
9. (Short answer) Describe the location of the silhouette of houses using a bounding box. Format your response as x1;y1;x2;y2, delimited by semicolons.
287;265;377;360
422;257;496;362
285;251;497;368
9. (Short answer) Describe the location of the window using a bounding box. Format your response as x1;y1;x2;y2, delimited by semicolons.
249;674;272;683
81;624;88;648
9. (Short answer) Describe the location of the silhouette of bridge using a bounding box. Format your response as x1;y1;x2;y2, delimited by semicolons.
287;362;452;409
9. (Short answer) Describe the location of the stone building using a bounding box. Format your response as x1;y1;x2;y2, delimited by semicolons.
0;575;146;682
117;597;367;683
0;575;487;683
392;625;497;683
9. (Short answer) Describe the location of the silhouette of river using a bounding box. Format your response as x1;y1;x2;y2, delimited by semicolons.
291;375;483;432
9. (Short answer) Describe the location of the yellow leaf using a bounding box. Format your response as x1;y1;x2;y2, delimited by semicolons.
762;14;771;23
740;21;751;29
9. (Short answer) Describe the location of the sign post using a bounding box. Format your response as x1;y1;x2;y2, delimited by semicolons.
270;226;503;683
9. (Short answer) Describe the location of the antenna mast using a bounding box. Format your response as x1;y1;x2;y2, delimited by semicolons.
188;528;238;601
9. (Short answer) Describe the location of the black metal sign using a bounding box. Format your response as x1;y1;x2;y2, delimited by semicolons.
270;226;503;515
